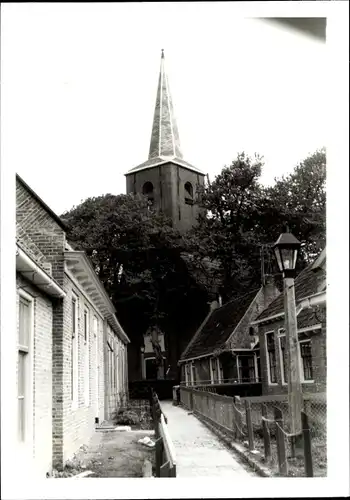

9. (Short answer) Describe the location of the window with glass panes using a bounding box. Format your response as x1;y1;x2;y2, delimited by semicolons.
107;341;114;390
266;332;277;383
237;355;255;382
300;340;313;380
71;296;77;401
84;307;90;406
18;296;31;441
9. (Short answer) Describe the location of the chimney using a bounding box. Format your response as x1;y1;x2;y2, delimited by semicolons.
262;275;280;309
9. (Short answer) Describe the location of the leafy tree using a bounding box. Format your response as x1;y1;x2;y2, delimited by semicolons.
185;152;265;302
257;148;326;266
61;193;208;359
186;149;326;302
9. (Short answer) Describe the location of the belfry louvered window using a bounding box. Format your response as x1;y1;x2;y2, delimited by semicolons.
184;182;194;205
142;182;154;208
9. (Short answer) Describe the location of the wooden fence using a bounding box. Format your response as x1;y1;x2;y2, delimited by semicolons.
150;389;177;477
180;386;315;477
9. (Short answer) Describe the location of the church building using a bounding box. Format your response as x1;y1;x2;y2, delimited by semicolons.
125;51;207;389
125;50;205;233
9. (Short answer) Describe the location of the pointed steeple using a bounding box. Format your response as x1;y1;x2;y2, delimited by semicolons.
148;49;183;160
126;50;203;175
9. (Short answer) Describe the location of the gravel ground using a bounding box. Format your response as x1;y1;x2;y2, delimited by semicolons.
71;429;156;478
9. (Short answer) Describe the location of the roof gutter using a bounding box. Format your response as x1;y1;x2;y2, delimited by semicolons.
252;290;327;325
251;312;284;326
65;251;130;344
296;290;326;313
16;246;66;299
178;352;213;364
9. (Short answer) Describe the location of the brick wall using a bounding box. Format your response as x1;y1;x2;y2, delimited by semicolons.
125;163;205;234
16;274;53;476
53;274;106;467
105;324;128;418
228;283;280;350
17;177;130;470
258;318;326;396
16;180;66;286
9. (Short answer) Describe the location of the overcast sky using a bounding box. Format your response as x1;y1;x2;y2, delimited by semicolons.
3;4;326;215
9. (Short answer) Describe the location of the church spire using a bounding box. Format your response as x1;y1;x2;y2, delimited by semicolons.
148;50;183;160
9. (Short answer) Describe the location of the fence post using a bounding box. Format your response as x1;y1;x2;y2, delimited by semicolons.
234;397;242;440
302;411;314;477
245;400;255;451
261;404;271;461
274;407;288;476
232;401;237;440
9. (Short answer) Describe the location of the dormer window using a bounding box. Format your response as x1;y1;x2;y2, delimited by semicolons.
184;182;194;205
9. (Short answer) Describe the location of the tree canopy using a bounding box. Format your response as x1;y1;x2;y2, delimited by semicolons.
61;148;326;341
185;149;326;302
61;193;208;343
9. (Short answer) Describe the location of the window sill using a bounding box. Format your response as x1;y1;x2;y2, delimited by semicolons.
302;380;315;384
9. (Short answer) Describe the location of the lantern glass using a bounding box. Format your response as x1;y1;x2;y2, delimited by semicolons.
280;247;297;270
273;232;301;273
274;246;283;272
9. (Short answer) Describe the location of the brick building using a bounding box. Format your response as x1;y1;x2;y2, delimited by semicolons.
179;249;326;399
251;248;326;396
16;175;130;477
179;281;279;390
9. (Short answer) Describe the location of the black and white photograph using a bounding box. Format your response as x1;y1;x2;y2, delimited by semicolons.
1;2;349;499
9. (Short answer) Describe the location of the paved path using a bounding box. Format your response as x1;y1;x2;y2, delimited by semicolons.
159;401;255;477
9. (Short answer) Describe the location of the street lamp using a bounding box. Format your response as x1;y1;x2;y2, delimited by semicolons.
273;231;303;447
273;232;301;278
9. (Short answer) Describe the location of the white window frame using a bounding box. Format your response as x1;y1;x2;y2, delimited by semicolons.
84;306;90;407
209;358;216;384
254;352;259;382
18;289;34;448
265;330;278;385
93;315;99;416
298;338;314;384
190;361;196;385
107;339;114;393
184;364;189;386
278;328;288;386
71;292;79;408
217;357;224;383
115;338;119;395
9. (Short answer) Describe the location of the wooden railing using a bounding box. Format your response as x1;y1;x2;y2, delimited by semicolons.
180;386;316;477
150;389;177;477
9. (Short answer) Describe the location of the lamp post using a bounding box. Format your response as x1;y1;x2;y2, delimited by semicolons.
140;345;145;379
273;231;303;441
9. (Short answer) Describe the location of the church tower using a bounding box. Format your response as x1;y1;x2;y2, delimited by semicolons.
125;50;205;233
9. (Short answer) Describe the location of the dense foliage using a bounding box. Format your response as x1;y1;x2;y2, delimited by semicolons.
61;149;326;340
185;149;326;301
61;194;208;344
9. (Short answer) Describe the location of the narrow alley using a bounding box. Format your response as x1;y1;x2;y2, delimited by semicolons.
159;401;255;477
